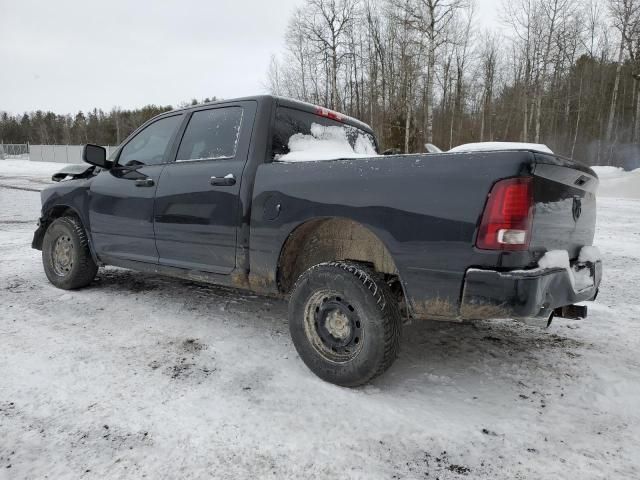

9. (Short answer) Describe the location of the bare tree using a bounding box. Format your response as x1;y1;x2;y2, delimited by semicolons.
392;0;467;145
479;32;499;142
257;0;638;167
533;0;569;143
502;0;543;141
300;0;360;110
285;9;312;101
265;55;284;96
606;0;639;146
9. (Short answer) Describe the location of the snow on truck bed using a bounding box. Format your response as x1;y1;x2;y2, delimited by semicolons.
277;132;556;162
275;135;640;199
448;142;554;154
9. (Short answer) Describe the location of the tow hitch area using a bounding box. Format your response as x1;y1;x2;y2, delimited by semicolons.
554;304;588;320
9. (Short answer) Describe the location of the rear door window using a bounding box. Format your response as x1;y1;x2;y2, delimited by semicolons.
176;107;243;162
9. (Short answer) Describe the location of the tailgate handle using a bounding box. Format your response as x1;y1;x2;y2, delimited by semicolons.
210;174;236;186
574;175;590;186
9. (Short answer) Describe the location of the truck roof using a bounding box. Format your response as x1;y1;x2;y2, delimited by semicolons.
168;95;375;136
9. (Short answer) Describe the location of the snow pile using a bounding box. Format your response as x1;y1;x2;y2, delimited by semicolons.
537;250;571;270
578;246;601;263
277;123;378;162
573;266;595;291
0;159;73;178
592;166;640;199
0;160;71;192
449;142;554;155
591;166;624;178
537;249;596;292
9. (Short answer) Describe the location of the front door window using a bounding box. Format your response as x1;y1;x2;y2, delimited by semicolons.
118;115;183;167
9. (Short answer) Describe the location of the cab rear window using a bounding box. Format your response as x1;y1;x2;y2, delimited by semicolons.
272;107;377;161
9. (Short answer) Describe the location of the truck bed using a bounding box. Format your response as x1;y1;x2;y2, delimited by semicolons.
249;149;598;320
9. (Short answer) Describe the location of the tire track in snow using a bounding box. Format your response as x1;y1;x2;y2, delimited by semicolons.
0;183;41;192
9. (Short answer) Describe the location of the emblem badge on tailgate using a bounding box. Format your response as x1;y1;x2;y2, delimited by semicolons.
572;196;582;221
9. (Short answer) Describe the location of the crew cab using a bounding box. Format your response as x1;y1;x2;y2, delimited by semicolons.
32;95;602;386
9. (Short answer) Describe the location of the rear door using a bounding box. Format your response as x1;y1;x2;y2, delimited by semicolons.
89;113;184;263
153;101;256;273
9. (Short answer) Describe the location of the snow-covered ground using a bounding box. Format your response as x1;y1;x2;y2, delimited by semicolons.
591;166;640;199
1;160;639;479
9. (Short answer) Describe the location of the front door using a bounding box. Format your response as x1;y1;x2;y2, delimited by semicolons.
89;113;184;263
153;103;254;273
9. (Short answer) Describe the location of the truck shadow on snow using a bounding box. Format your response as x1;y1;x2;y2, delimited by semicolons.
379;318;587;390
90;267;588;390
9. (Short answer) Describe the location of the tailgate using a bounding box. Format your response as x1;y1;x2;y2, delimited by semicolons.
529;153;598;259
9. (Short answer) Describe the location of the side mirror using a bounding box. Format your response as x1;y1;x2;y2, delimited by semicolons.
82;144;112;169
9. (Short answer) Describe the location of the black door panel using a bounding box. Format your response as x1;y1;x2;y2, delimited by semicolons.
88;114;184;263
153;102;256;273
154;160;244;273
90;165;165;263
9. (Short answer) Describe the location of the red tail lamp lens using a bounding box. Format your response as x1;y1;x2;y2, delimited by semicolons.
476;177;533;251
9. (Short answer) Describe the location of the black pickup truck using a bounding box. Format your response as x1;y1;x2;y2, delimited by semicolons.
32;95;602;386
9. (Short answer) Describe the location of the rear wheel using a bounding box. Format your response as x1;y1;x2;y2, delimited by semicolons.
42;216;98;290
288;261;401;386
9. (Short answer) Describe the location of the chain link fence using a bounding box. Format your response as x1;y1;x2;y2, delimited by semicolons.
0;144;29;159
1;144;118;163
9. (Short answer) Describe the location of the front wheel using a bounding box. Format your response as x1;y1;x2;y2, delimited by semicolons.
42;216;98;290
288;262;401;386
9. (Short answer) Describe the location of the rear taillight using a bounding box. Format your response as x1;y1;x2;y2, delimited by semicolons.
476;177;533;251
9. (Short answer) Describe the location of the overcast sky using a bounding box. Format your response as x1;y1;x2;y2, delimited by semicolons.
0;0;500;115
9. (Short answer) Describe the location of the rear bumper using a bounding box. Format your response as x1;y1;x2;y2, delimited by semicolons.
460;260;602;320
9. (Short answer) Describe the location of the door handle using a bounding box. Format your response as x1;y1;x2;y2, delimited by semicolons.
210;174;236;186
134;178;155;187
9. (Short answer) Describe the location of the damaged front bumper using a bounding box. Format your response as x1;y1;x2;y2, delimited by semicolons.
32;217;46;250
460;258;602;321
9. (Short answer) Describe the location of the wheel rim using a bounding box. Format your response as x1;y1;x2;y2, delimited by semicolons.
51;234;74;277
303;290;364;363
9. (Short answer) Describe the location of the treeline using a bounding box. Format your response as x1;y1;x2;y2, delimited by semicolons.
0;98;218;147
267;0;640;168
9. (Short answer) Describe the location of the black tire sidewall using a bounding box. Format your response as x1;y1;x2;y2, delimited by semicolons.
42;218;92;289
289;263;396;386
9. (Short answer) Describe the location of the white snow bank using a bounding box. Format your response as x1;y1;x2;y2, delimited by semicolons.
591;166;640;199
277;123;378;162
590;166;624;178
448;142;554;155
0;159;73;178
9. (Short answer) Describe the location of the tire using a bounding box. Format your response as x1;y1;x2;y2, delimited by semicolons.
288;261;401;386
42;216;98;290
